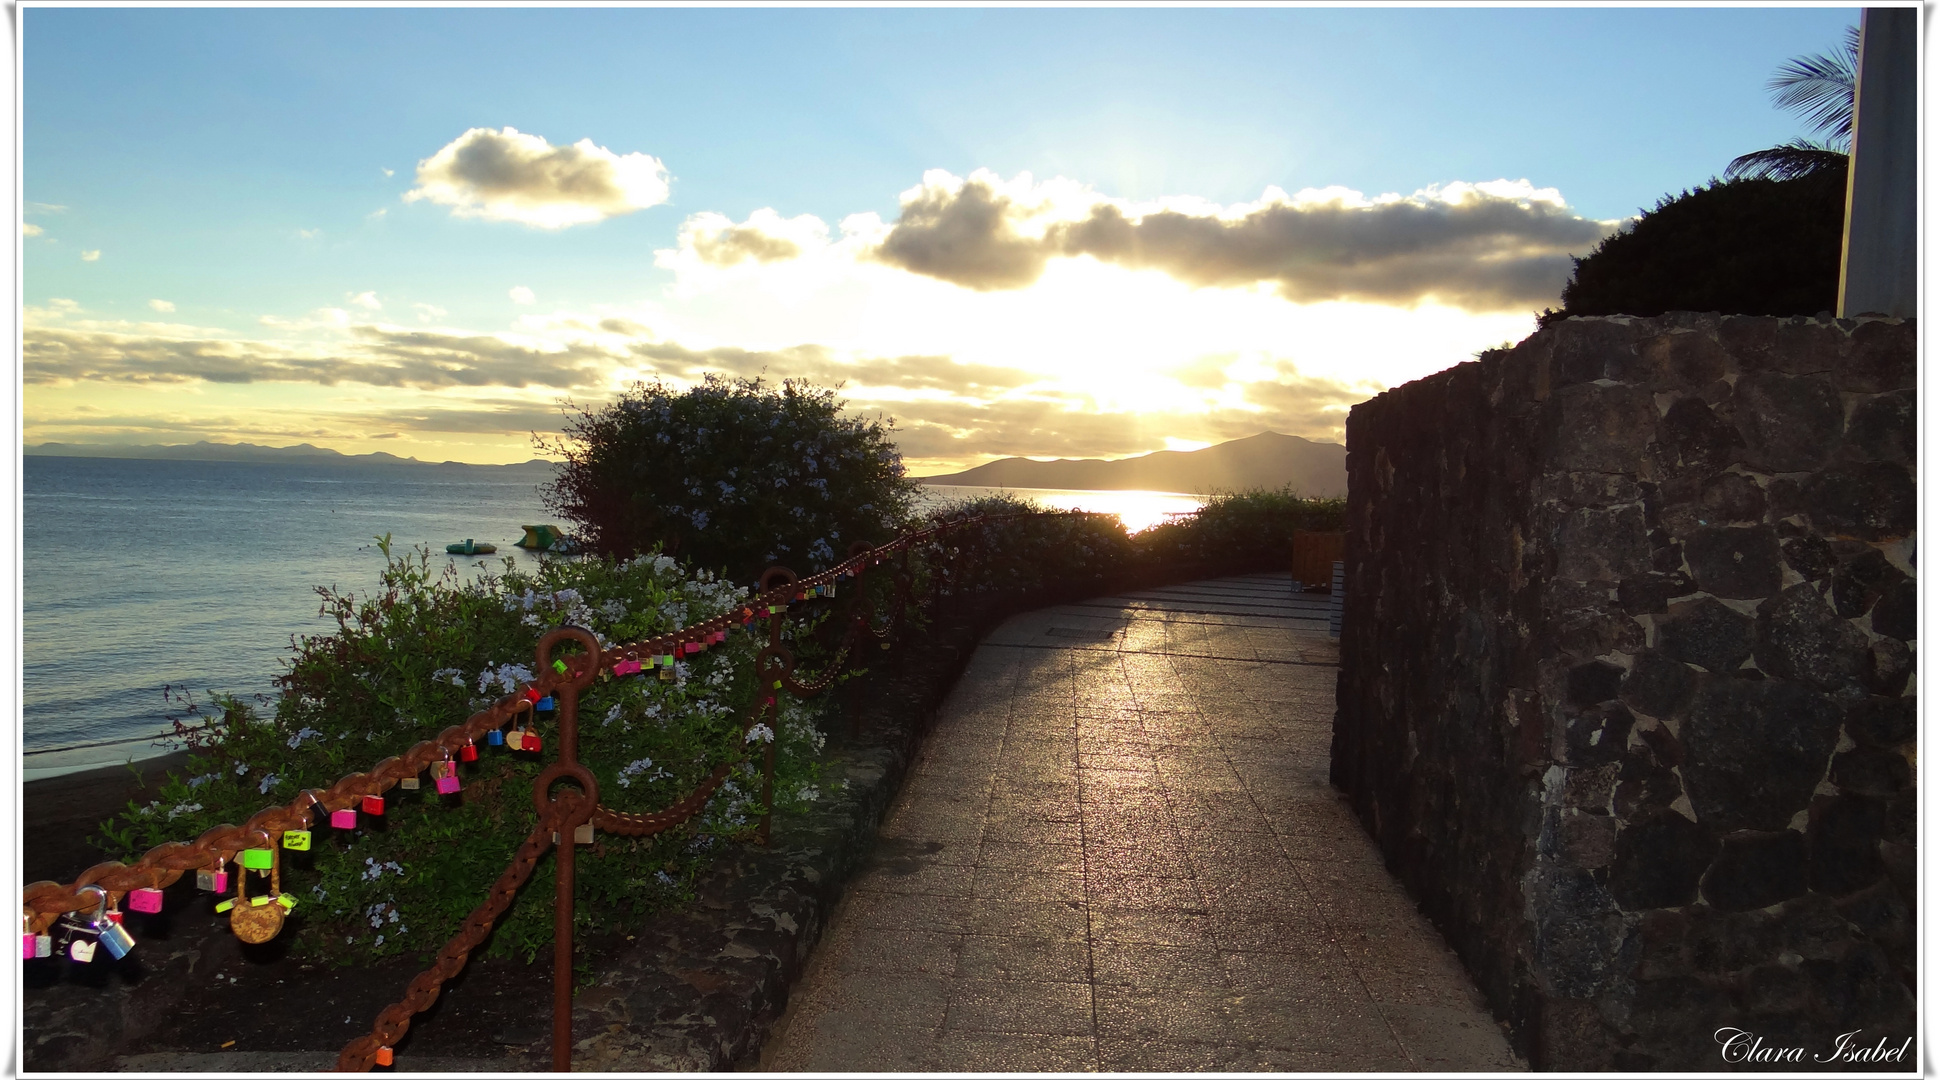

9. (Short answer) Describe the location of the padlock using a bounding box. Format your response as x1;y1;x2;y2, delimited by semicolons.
197;862;230;892
552;659;568;675
69;936;97;962
35;929;52;958
399;774;420;790
98;916;136;960
331;808;357;829
22;915;35;960
241;847;274;871
505;727;525;751
525;731;543;753
458;738;478;762
361;794;385;816
374;1046;394;1066
436;753;461;795
283;829;313;851
128;887;164;913
536;696;554;712
487;728;505;746
574;823;594;845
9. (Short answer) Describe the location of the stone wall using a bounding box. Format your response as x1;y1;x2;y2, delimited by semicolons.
1330;312;1916;1071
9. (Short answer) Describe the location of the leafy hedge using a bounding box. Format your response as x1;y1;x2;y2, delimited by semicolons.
102;541;846;964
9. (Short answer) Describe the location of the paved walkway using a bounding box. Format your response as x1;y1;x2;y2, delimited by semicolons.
762;575;1523;1071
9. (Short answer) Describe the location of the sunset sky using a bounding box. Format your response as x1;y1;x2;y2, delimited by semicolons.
23;5;1856;471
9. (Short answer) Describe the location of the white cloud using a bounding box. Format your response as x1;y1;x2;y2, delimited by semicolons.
367;208;388;220
403;126;670;229
509;286;536;305
348;291;382;311
148;299;176;313
24;223;42;237
381;167;395;178
299;228;322;240
80;250;101;262
413;303;448;323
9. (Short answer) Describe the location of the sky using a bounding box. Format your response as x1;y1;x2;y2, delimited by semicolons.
22;4;1861;471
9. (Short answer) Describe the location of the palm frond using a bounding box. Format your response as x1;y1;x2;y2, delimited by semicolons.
1767;24;1859;145
1724;139;1850;182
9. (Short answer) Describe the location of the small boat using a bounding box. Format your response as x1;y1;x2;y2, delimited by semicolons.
446;539;497;555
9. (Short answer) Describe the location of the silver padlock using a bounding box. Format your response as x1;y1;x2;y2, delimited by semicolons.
84;886;135;960
35;932;52;959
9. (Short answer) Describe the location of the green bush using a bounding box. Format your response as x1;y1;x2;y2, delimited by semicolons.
541;376;920;581
1539;170;1846;325
102;541;840;964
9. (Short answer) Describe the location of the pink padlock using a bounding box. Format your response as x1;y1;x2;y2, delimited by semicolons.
23;932;35;959
436;774;461;795
331;808;357;829
127;888;164;914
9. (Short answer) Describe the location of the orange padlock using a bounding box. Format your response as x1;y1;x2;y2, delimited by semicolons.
374;1046;393;1066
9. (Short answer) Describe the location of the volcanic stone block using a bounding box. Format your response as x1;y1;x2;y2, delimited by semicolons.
1616;571;1693;615
1619;651;1696;720
1565;660;1625;707
1754;584;1873;691
1656;597;1755;673
1828;748;1912;800
1684;525;1782;599
1806;796;1886;897
1609;810;1716;911
1837;318;1917;392
1702;830;1808;912
1801;461;1916;541
1870;580;1915;641
1656;397;1744;477
1828;547;1904;618
1547;383;1656;473
1869;639;1912;696
1845;695;1915;749
1682;677;1842;833
1555;506;1650;582
1732;372;1844;472
1843;389;1914;465
1559;703;1633;767
1779;534;1836;581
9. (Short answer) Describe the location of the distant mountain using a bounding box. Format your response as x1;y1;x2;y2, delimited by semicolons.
918;431;1346;497
24;441;556;469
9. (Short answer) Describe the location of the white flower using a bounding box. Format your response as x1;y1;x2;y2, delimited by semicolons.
185;773;215;789
745;723;775;744
234;762;249;776
374;934;385;947
258;773;280;794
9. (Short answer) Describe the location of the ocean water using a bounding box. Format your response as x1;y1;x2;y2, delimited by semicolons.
22;456;557;777
20;460;1203;778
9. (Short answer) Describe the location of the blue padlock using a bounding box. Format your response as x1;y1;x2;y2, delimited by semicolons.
536;696;555;712
487;728;504;746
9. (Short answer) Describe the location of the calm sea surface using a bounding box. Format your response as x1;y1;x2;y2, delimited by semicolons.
21;459;1200;778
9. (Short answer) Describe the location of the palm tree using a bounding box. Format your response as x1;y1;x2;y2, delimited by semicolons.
1725;25;1858;181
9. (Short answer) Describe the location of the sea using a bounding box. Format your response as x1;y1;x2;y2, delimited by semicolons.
21;456;1204;779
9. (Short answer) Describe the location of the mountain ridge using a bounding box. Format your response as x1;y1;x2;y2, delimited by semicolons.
917;431;1347;497
24;441;556;469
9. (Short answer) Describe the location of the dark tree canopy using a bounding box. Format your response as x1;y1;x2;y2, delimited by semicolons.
1539;168;1846;326
540;375;918;582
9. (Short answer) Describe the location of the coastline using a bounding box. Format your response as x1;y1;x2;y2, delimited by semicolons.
22;750;195;886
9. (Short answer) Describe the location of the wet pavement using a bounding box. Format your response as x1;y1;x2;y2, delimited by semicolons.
761;574;1524;1072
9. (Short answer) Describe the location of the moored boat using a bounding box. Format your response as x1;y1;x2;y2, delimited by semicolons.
446;539;497;555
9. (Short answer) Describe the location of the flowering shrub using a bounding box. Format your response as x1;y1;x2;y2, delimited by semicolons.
101;540;835;963
540;376;919;581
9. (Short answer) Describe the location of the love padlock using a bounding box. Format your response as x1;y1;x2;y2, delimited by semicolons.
536;696;554;712
459;738;478;762
282;829;312;851
487;728;505;746
240;847;274;871
375;1047;394;1066
127;887;164;914
524;731;543;753
22;915;38;960
197;863;230;892
436;753;462;795
505;727;524;751
331;808;358;829
361;794;385;816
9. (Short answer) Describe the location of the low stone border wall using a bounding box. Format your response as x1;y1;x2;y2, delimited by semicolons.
1332;312;1915;1071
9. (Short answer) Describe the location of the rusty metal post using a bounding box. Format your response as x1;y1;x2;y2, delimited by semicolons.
533;627;600;1074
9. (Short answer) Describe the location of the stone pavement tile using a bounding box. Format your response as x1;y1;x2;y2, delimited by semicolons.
1090;939;1226;989
973;866;1087;902
1085;839;1192;877
1095;1037;1262;1072
1218;945;1369;998
1379;1002;1525;1070
1094;985;1237;1044
1186;828;1293;870
989;817;1083;847
1252;1043;1415;1072
965;898;1091;941
1171;794;1276;834
878;808;985;842
1353;948;1495;1009
839;890;977;935
1086;868;1205;909
986;803;1083;830
1220;990;1400;1053
933;1031;1099;1072
830;926;961;977
1206;906;1341;955
1089;904;1217;949
944;977;1096;1036
785;1020;945;1072
851;859;976;898
977;839;1083;871
955;933;1092;983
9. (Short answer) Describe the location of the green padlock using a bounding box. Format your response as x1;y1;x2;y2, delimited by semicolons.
282;830;311;852
240;848;274;871
553;659;568;674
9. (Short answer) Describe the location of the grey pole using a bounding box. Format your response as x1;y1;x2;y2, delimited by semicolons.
1837;7;1918;318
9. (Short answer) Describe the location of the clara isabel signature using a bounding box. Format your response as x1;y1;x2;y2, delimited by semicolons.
1715;1027;1913;1065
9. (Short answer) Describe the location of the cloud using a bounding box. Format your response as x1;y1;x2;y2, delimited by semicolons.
403;126;670;229
413;303;448;322
382;167;395;178
24;223;42;237
299;228;322;239
624;336;1039;394
29;202;67;213
863;169;1614;311
23;322;623;391
509;286;536;305
348;291;382;310
678;209;825;267
148;299;176;313
80;250;101;262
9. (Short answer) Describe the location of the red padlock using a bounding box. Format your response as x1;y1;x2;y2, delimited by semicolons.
458;739;478;762
361;794;385;816
525;732;543;754
524;687;541;703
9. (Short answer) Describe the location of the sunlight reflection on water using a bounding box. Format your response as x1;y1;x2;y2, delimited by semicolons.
916;485;1207;534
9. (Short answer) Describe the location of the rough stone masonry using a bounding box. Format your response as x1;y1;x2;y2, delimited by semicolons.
1330;312;1915;1071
